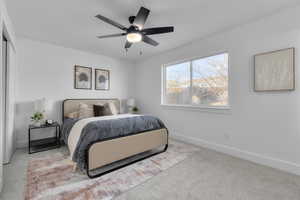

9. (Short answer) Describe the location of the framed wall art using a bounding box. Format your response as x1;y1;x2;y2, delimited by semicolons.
95;69;110;90
254;48;295;92
74;65;92;89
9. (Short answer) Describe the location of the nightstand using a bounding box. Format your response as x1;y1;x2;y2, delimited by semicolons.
28;122;61;154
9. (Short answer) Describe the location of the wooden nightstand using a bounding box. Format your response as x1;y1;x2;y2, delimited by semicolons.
28;122;61;154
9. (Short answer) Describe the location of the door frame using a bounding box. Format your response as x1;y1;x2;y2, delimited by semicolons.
2;33;14;164
2;34;8;164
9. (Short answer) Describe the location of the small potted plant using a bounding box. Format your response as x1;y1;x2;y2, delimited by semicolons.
31;112;44;127
132;106;139;114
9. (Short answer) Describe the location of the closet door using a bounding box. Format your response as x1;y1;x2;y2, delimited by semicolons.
4;41;16;163
1;36;8;164
2;36;15;164
0;35;6;191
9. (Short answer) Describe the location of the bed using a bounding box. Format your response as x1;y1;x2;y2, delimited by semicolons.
61;98;168;178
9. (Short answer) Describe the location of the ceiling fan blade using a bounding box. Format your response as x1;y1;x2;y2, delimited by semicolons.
133;7;150;30
95;14;127;31
125;41;132;49
142;35;159;46
142;26;174;35
97;33;126;39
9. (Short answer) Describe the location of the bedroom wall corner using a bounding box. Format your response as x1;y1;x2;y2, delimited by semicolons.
133;5;300;176
15;37;136;148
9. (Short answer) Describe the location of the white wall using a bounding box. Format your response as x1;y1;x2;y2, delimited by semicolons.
15;37;135;147
134;5;300;175
0;0;17;192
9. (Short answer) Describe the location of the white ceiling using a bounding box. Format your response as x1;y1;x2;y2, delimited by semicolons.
6;0;300;61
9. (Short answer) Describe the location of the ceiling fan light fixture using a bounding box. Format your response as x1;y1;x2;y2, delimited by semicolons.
96;7;174;49
126;32;142;43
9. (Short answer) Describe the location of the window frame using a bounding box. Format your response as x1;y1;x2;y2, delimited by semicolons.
161;52;231;110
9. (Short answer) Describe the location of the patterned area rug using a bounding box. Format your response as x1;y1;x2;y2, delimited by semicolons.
25;141;198;200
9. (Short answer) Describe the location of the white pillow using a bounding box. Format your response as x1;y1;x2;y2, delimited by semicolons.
78;103;94;118
109;102;118;115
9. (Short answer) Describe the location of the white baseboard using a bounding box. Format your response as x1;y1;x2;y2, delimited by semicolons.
170;132;300;176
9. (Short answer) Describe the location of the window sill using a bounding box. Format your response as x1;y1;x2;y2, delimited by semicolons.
160;104;231;114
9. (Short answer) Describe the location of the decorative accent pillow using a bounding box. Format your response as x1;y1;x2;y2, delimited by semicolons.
93;104;106;117
104;103;113;115
94;103;113;116
109;102;118;115
78;103;94;118
67;111;79;119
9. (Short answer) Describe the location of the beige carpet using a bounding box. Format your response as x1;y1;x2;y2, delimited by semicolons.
2;140;300;200
25;141;199;200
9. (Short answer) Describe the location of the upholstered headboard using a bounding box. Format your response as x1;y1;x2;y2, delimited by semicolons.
62;99;120;121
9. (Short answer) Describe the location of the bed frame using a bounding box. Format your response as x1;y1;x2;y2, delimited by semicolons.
62;99;168;178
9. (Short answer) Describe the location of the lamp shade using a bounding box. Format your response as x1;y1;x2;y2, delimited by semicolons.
34;98;53;115
34;98;46;112
44;99;53;115
127;98;136;107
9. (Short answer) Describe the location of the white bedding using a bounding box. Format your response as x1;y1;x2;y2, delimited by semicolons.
67;114;141;159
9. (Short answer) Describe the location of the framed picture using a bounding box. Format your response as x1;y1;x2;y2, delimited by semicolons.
74;65;92;89
95;69;110;90
254;48;295;92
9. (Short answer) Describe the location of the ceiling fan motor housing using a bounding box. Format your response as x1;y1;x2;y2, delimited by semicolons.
127;25;139;34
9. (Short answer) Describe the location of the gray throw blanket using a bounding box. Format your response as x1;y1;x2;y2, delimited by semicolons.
61;115;166;170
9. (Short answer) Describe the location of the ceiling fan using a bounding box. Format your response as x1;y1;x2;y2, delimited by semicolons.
95;7;174;50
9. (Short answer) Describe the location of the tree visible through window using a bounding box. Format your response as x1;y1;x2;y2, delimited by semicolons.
163;53;229;107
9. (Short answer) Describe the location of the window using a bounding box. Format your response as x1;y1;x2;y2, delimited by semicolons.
162;53;229;108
